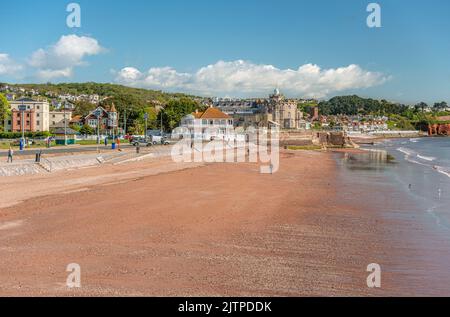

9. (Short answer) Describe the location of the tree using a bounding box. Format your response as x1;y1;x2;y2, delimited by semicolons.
0;93;10;131
318;95;407;116
157;97;203;131
73;100;96;117
433;101;448;111
298;101;317;116
79;124;94;135
414;102;428;113
70;124;81;132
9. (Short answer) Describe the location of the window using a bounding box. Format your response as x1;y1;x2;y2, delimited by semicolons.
37;121;40;126
17;121;20;125
52;121;56;125
37;113;40;117
52;114;56;118
8;120;11;125
210;120;214;125
37;106;40;110
202;119;207;125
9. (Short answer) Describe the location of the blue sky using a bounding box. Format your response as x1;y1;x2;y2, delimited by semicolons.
1;0;449;104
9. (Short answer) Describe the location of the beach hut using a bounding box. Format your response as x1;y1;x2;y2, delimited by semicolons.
53;127;79;145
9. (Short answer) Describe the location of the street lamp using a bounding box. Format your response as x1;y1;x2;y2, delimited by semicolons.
144;112;148;141
18;103;27;150
93;109;102;152
63;101;68;146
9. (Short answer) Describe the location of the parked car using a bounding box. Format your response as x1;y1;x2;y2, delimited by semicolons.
150;135;170;145
131;138;152;147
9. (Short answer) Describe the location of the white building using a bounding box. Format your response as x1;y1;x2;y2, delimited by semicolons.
177;107;234;140
4;98;50;132
49;110;73;129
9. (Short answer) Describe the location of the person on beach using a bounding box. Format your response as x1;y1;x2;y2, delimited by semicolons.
7;146;14;163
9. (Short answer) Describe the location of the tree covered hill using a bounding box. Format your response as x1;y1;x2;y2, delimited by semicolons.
318;95;450;131
5;82;195;105
318;95;409;116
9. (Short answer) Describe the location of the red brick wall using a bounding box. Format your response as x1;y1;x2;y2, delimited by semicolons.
11;109;36;132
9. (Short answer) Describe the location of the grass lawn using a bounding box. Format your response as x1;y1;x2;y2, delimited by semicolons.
77;139;129;146
0;141;57;150
287;145;323;151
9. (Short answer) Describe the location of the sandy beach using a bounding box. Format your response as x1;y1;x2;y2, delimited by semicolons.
0;150;449;296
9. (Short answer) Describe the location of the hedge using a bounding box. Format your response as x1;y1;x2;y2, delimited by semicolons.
0;131;52;139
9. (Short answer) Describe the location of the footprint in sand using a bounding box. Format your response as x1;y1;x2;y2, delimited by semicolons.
0;220;24;231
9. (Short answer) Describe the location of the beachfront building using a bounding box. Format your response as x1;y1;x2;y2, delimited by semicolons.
178;106;234;140
53;127;79;145
3;98;50;132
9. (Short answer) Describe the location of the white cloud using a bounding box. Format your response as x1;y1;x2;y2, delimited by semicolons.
0;53;23;76
115;60;388;98
29;34;104;80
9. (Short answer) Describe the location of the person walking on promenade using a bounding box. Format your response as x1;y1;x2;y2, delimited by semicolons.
116;137;121;150
7;146;14;163
104;137;108;147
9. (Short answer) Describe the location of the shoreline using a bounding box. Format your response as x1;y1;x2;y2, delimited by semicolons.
0;150;449;296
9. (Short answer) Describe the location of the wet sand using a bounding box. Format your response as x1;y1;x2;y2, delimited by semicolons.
0;150;448;296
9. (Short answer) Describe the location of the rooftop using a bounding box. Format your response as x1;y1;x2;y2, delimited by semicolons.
192;107;231;119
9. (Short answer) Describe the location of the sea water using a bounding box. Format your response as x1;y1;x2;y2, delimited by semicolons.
335;137;450;294
376;137;450;230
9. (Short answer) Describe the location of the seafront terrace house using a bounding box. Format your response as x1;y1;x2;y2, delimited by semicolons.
343;117;389;133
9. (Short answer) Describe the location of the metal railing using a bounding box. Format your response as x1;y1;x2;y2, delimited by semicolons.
38;158;53;172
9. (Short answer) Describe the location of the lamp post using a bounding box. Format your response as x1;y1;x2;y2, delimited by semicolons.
160;109;163;136
63;102;67;146
123;108;127;136
18;103;27;151
93;109;101;152
97;116;100;144
144;112;148;141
